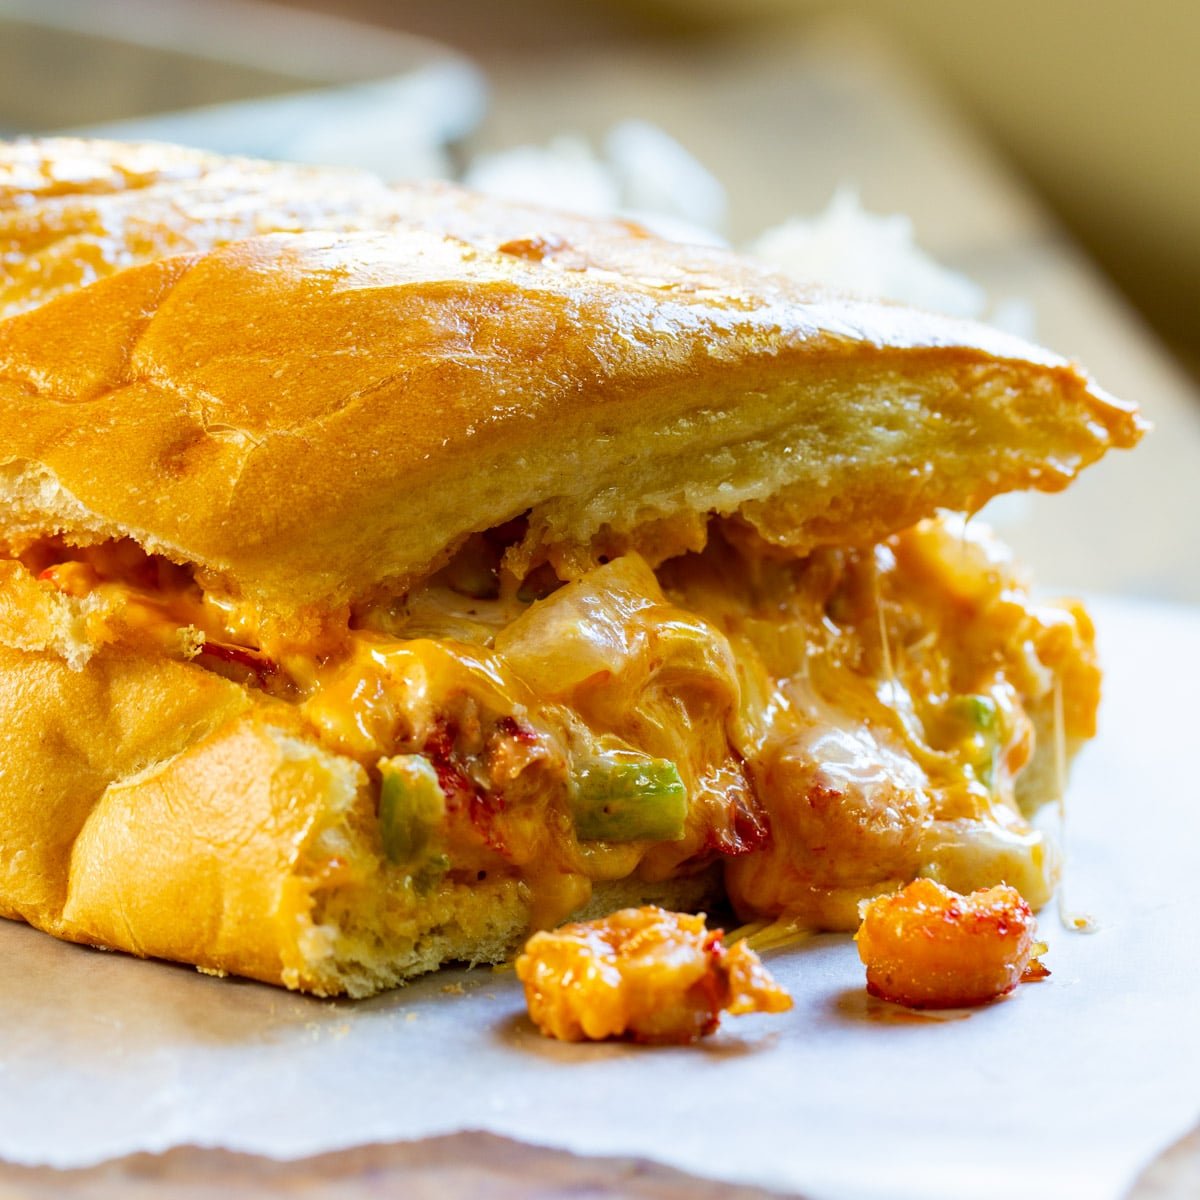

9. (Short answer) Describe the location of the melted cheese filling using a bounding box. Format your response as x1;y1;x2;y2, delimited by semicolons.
15;515;1100;931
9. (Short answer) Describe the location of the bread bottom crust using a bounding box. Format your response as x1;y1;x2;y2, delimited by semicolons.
0;643;728;995
0;645;1074;998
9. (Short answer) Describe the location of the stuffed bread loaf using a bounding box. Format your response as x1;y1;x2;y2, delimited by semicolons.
0;139;1143;995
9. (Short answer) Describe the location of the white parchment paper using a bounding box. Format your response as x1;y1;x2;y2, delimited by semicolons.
2;595;1197;1200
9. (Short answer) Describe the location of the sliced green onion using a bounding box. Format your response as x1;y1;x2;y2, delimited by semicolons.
378;754;446;866
571;756;688;843
944;695;1002;789
951;694;998;733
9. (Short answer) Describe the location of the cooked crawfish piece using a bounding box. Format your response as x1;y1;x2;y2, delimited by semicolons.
515;905;792;1043
855;878;1049;1009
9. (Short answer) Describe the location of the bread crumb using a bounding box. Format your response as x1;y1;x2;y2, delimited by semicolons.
177;625;205;659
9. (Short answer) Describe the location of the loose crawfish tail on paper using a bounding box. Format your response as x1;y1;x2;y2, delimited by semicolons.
515;906;792;1043
855;879;1049;1009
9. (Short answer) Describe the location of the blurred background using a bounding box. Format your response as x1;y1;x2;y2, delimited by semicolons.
313;0;1200;375
1;0;1197;601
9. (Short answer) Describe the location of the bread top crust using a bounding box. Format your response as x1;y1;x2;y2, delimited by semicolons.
0;140;1144;631
0;137;224;202
0;138;648;320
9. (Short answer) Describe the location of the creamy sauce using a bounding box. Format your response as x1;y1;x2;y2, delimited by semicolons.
19;515;1100;930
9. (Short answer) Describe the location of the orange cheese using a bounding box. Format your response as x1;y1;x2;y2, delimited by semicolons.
17;513;1098;931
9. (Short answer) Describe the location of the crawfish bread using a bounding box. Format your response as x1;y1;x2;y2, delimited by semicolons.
0;139;1143;995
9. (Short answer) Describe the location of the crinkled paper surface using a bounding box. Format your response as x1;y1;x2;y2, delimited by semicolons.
1;596;1196;1200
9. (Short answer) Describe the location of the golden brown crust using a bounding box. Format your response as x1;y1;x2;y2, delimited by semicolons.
64;712;364;988
0;632;371;990
0;138;647;321
0;138;223;204
0;645;254;933
0;184;1143;630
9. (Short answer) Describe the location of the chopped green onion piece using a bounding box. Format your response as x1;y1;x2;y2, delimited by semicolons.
378;755;446;866
944;695;1001;789
444;558;499;600
571;756;688;843
952;694;998;733
413;853;451;895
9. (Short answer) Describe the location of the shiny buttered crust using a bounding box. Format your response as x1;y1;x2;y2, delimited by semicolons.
0;147;1144;630
0;137;649;320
